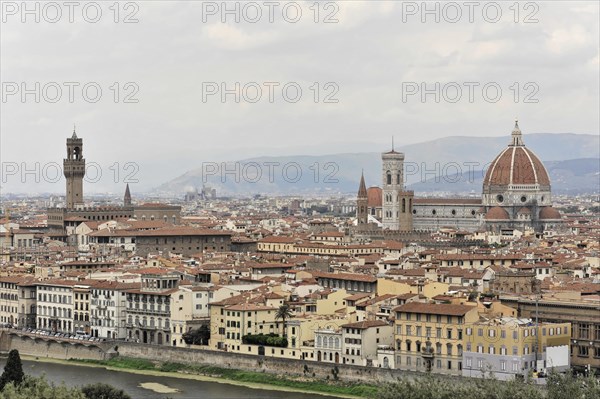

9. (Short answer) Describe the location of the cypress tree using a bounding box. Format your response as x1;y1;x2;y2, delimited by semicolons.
0;349;25;390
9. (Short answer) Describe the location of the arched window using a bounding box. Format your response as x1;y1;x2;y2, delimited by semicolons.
402;198;406;213
386;171;392;185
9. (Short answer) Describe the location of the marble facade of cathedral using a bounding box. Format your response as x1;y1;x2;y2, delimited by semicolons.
356;121;563;233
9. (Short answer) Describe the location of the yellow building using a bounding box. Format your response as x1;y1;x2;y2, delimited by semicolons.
462;317;571;379
209;294;279;351
393;302;479;375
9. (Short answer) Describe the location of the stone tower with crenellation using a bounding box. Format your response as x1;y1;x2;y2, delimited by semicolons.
63;128;85;209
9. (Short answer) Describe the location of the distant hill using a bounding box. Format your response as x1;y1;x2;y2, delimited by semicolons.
156;133;600;195
409;158;600;195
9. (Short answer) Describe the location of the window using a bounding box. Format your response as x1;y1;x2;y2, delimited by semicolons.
579;324;590;339
578;345;589;357
500;360;506;371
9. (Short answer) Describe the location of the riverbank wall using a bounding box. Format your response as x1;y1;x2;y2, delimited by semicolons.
1;330;420;384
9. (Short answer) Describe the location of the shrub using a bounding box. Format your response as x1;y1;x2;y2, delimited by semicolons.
81;383;131;399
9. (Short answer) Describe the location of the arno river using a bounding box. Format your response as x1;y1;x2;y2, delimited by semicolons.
0;358;337;399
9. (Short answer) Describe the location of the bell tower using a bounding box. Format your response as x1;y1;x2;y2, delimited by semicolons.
64;128;85;209
356;172;368;226
382;139;404;230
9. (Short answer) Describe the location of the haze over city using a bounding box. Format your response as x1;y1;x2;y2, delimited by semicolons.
1;1;599;193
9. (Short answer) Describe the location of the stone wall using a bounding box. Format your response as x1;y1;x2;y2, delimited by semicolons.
1;331;448;384
117;342;422;383
1;331;112;361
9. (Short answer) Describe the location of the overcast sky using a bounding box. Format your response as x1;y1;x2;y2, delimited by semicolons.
1;1;598;194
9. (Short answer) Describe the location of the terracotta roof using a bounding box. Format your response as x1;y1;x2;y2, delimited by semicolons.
341;320;389;329
393;302;476;316
313;271;377;283
485;207;510;220
483;131;550;187
226;303;276;311
259;236;296;243
539;207;562;220
133;227;231;237
345;293;372;301
367;187;382;208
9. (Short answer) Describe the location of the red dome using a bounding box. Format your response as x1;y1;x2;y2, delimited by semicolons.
483;147;550;187
483;122;550;188
539;207;561;220
517;207;531;215
485;207;510;220
367;187;382;207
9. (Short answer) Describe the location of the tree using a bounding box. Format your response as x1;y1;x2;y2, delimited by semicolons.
81;383;131;399
0;350;24;390
275;303;293;338
182;325;210;345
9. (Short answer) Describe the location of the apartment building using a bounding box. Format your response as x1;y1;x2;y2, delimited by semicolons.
340;320;393;366
36;280;77;333
125;270;179;345
393;302;479;375
462;317;571;379
170;284;215;347
90;281;140;339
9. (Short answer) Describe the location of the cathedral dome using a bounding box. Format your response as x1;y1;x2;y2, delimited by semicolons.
485;206;510;220
483;121;550;189
539;206;561;220
367;187;382;207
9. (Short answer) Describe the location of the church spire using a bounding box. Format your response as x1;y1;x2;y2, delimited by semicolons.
124;183;132;206
358;170;367;197
510;119;524;146
72;124;78;139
